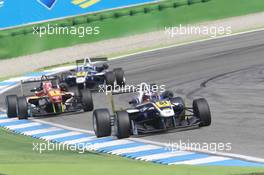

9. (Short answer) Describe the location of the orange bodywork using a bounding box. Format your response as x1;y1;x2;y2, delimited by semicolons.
47;89;62;103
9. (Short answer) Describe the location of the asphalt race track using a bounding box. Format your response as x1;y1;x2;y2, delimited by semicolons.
1;30;264;158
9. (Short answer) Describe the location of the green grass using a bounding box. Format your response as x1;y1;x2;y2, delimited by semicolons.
0;128;264;175
0;0;264;59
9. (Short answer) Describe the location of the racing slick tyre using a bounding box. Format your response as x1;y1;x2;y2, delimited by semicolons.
116;111;131;139
105;71;116;88
114;68;125;86
77;83;85;90
70;87;81;98
81;89;94;111
6;95;18;118
17;97;29;120
170;97;185;120
193;98;211;127
93;109;111;137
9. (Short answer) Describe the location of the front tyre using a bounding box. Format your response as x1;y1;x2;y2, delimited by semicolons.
116;111;131;139
105;71;115;88
93;109;111;137
81;89;94;111
193;98;211;127
114;68;125;86
6;95;18;118
17;97;29;120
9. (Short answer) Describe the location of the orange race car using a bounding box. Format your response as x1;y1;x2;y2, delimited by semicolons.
5;75;94;120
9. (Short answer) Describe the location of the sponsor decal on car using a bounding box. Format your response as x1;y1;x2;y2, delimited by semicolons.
155;100;171;108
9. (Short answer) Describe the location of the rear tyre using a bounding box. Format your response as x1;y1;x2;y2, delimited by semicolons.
114;68;125;86
105;71;115;88
93;109;111;137
6;95;18;118
193;98;211;127
77;83;85;90
17;97;29;120
81;89;94;111
116;111;131;139
69;87;81;98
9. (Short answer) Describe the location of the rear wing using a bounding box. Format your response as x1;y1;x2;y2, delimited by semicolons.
21;76;57;84
75;57;108;65
20;75;58;96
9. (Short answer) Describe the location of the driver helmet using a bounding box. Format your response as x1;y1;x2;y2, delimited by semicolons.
43;81;53;93
142;93;151;103
150;92;160;102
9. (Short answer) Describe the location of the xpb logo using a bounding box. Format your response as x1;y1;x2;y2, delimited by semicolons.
38;0;57;10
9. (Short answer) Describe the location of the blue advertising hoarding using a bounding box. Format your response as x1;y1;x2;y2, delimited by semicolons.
0;0;157;29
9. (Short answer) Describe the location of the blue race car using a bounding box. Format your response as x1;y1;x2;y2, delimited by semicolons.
92;83;211;139
60;57;125;90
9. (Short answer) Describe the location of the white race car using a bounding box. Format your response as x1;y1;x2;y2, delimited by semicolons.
60;57;125;90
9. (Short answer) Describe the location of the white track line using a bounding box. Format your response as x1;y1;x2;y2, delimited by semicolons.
136;151;194;161
169;156;231;165
41;131;81;140
0;118;17;123
111;28;264;61
128;137;264;164
109;145;161;155
63;136;96;145
0;114;7;118
86;139;133;150
32;118;264;163
31;119;94;134
22;127;63;136
7;122;42;130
